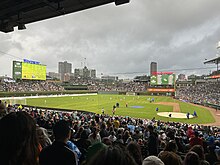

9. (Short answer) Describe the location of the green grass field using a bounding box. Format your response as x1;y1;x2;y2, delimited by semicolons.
25;94;215;124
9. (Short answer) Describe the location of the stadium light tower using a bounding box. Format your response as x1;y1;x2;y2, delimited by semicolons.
216;41;220;72
217;41;220;49
217;41;220;57
204;41;220;81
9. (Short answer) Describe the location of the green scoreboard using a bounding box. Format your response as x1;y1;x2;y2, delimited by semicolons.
150;73;175;85
13;60;46;80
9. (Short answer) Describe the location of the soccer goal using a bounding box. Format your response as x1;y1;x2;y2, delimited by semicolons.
6;97;27;105
126;92;136;96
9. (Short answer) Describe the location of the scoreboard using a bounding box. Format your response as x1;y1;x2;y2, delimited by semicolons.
13;60;46;80
150;72;175;86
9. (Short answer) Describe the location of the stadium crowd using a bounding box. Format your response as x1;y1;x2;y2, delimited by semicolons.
176;81;220;106
64;78;146;92
0;79;147;92
1;81;64;92
88;81;146;92
0;101;220;165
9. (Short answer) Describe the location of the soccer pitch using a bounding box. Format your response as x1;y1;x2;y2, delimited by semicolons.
26;94;215;124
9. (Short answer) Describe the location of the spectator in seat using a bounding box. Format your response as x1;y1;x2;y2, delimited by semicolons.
183;151;201;165
39;120;78;165
205;145;218;165
0;111;40;165
190;145;209;165
74;130;91;164
142;156;164;165
99;122;109;139
126;142;143;165
0;100;7;119
147;125;159;156
37;126;52;149
187;126;194;138
158;151;182;165
66;140;82;161
108;131;117;142
163;140;178;153
214;148;220;165
88;127;101;144
86;145;138;165
190;131;203;148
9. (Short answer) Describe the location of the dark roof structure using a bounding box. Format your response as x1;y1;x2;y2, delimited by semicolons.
204;56;220;65
204;56;220;74
0;0;130;33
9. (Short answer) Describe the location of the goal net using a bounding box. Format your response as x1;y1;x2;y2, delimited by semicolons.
5;98;27;106
126;92;136;96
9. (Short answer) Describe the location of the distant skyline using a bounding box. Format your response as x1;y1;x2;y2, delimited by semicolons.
0;0;220;79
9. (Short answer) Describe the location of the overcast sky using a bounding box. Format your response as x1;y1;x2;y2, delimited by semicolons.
0;0;220;79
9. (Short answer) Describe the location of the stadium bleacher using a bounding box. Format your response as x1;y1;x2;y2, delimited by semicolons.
1;80;220;165
1;101;220;165
176;81;220;106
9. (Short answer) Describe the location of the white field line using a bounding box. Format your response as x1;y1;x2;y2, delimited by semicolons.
0;93;97;100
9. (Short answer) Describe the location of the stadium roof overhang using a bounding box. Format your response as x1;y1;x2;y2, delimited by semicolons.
0;0;130;33
204;56;220;65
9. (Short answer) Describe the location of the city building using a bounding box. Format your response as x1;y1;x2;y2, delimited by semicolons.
188;74;205;81
101;75;118;82
74;66;96;79
133;75;150;82
177;74;186;81
48;72;61;80
150;62;157;75
58;61;72;81
90;69;96;78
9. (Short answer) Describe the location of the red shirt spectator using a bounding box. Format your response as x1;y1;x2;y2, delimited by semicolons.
189;131;203;148
187;126;194;138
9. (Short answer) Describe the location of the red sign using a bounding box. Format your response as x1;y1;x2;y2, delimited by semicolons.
147;88;175;92
211;74;220;79
152;72;174;75
205;74;220;79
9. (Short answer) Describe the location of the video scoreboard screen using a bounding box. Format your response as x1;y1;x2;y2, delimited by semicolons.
13;60;46;80
150;72;175;86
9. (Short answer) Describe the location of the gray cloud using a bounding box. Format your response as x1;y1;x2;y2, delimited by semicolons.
0;0;220;78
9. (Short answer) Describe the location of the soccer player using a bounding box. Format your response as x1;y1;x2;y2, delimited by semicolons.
102;107;105;114
186;112;190;119
112;105;116;115
193;111;197;117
